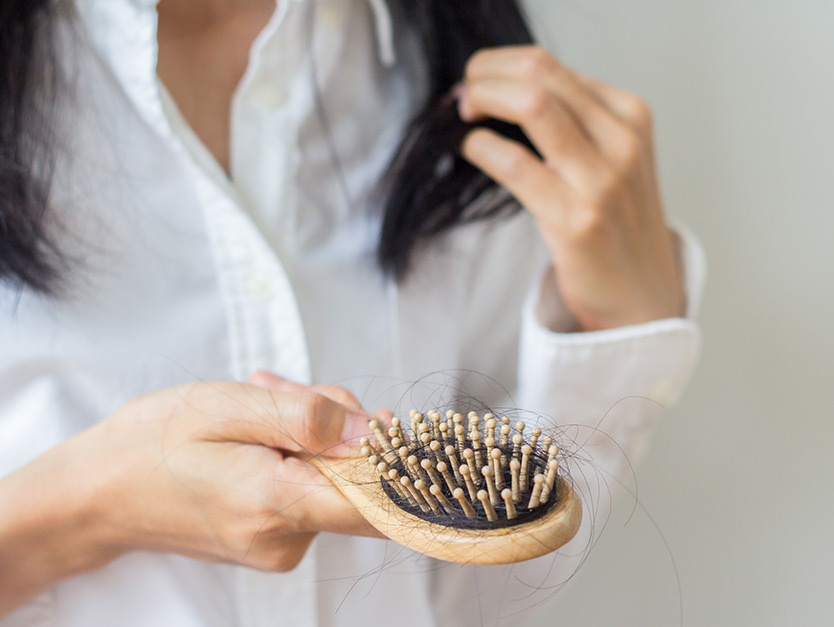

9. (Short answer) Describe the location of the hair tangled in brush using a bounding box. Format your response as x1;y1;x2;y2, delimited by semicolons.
304;400;582;565
364;409;565;531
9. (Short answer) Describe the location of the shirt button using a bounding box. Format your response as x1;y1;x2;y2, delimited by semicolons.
649;379;678;405
249;80;287;109
318;5;340;28
245;273;276;301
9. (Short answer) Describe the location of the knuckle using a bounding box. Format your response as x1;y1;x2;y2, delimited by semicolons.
520;86;552;119
263;537;313;573
323;385;358;409
259;548;300;573
272;550;302;573
502;146;531;180
461;127;492;159
296;392;333;441
614;128;643;166
520;46;557;80
591;167;623;205
625;96;653;130
466;48;490;75
298;391;329;417
572;205;608;240
225;519;271;561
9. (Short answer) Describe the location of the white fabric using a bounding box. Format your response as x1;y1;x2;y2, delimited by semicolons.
0;0;704;625
366;0;397;67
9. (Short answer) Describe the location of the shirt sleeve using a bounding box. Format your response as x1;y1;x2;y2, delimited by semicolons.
428;223;705;623
516;221;704;482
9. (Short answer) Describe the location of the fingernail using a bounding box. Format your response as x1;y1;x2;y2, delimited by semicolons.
452;82;472;120
250;370;285;387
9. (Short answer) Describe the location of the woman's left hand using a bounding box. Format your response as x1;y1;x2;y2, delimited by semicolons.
459;46;684;332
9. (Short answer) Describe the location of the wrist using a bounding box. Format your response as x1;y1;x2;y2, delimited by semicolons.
534;265;580;334
0;435;125;613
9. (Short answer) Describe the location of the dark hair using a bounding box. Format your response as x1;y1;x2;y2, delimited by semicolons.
379;2;534;280
0;0;533;293
0;0;65;294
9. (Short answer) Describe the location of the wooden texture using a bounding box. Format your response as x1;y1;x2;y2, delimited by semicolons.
308;454;582;565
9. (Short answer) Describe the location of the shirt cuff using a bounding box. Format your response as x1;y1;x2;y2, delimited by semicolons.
515;221;705;464
529;220;706;335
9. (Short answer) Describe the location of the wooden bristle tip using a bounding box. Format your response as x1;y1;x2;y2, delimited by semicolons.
331;406;577;563
305;406;581;566
453;487;477;518
491;447;503;491
481;464;500;506
528;474;545;509
541;459;559;502
510;458;521;503
502;488;517;520
430;484;456;515
478;489;498;522
415;479;440;514
460;463;478;502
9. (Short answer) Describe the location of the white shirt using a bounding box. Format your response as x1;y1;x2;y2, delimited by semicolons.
0;0;705;625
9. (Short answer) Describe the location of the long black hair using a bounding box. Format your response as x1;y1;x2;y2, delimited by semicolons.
0;0;64;293
379;2;534;280
0;0;534;293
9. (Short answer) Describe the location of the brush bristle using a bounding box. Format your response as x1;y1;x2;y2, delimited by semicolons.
361;410;562;530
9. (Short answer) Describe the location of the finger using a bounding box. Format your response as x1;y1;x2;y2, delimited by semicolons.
374;408;394;423
570;70;654;133
179;383;373;457
249;370;287;389
250;371;364;412
460;77;609;191
255;533;318;573
277;457;385;538
461;127;573;231
308;385;363;413
465;46;641;165
247;374;370;446
465;45;544;81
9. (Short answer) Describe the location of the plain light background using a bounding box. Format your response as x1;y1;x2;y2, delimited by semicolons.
524;0;834;625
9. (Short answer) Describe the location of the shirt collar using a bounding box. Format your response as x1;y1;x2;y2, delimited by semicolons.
74;0;398;138
292;0;396;67
77;0;397;68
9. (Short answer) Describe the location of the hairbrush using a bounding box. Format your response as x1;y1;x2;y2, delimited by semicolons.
308;409;581;564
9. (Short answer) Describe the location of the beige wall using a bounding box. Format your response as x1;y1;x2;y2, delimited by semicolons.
524;1;834;624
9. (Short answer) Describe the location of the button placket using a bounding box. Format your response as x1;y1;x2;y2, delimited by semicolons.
248;79;288;109
244;271;277;302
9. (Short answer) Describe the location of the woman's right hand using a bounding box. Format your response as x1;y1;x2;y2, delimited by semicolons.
0;381;377;616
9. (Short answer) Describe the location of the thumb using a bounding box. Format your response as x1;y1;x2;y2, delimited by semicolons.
261;390;372;457
250;371;365;412
188;383;372;458
249;370;287;390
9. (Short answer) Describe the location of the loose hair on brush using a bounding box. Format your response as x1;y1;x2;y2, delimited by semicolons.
0;0;535;293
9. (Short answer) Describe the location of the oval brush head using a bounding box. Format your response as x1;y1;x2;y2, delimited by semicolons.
308;410;582;565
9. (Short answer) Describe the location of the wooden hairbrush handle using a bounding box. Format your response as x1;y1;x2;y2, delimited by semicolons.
308;453;582;565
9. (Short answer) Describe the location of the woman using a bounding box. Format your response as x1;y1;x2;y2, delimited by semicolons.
0;0;703;624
